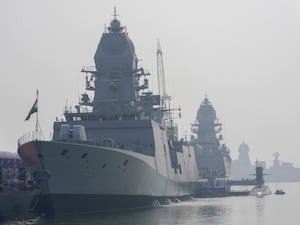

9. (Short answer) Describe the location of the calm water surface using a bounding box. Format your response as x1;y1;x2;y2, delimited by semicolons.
3;183;299;225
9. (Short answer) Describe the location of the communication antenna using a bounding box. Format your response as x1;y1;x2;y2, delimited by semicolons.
113;6;119;19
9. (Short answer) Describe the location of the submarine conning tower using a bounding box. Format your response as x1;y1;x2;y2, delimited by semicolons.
91;13;144;118
254;162;265;188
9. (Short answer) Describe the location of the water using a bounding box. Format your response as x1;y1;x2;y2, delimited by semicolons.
3;183;299;225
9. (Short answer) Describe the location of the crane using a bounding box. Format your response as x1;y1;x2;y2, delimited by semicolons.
156;39;171;110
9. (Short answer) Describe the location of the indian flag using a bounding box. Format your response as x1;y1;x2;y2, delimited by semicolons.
25;99;38;121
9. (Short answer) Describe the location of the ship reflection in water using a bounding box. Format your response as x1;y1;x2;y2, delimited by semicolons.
4;183;300;225
17;200;229;225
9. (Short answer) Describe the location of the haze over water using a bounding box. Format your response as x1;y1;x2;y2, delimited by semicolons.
3;182;298;225
1;0;300;166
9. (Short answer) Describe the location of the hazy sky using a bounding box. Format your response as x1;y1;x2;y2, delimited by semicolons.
1;0;300;167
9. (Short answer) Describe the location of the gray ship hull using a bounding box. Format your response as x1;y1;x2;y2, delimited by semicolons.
19;140;200;215
249;186;272;197
0;190;36;222
196;154;231;178
35;193;192;215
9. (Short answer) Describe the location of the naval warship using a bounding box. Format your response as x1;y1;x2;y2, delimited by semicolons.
17;11;201;215
191;96;232;197
192;96;232;180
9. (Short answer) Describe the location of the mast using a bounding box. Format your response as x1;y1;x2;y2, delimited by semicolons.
35;89;44;140
35;89;39;133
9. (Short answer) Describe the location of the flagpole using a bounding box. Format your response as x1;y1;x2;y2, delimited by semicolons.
35;89;39;134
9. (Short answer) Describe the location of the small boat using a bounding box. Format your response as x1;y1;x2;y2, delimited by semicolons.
274;189;285;195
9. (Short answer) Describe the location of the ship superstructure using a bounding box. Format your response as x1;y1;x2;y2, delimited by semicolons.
17;10;200;215
192;96;232;180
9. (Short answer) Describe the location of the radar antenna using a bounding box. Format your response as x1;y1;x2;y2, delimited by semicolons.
273;152;280;161
272;152;280;167
113;6;119;20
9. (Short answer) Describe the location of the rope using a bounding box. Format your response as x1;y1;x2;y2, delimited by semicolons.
0;168;27;187
28;190;40;211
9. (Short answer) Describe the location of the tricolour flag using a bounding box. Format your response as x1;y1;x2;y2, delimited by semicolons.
25;99;38;121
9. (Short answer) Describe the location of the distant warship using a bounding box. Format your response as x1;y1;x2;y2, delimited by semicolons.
267;152;300;182
17;9;201;216
232;145;300;182
192;96;232;181
231;142;255;180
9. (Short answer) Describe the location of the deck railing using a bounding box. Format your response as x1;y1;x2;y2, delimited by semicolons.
17;131;44;147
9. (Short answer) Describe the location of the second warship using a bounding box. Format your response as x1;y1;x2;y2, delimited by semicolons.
17;10;201;215
192;96;233;197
